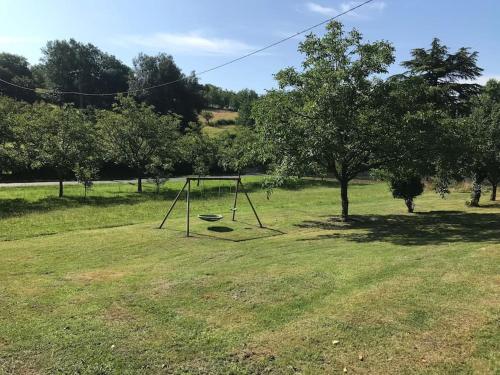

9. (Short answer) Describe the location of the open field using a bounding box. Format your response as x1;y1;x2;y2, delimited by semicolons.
199;109;242;137
0;178;499;374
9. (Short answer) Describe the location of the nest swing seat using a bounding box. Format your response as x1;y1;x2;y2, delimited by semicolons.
197;214;223;222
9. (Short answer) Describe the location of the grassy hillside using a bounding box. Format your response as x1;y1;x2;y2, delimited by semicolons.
0;179;498;374
199;109;243;137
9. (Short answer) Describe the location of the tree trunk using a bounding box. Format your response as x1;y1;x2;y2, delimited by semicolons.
340;179;349;221
138;177;143;193
59;179;64;198
491;183;497;201
405;198;415;213
469;178;482;207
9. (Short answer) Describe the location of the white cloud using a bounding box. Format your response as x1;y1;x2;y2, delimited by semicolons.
307;2;338;16
111;32;256;56
306;1;386;17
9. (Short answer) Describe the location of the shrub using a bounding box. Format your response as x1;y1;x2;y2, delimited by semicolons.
214;119;236;126
390;175;424;213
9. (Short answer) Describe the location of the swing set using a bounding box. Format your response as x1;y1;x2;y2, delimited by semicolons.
159;176;263;237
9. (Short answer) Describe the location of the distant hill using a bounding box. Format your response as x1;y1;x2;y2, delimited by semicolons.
199;109;243;137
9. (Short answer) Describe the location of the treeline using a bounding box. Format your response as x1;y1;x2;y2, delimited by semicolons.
0;38;262;188
0;38;259;125
0;94;261;196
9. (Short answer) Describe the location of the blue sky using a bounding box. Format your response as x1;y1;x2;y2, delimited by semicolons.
0;0;499;92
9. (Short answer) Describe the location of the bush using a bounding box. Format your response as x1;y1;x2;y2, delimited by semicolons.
214;119;236;126
390;175;424;213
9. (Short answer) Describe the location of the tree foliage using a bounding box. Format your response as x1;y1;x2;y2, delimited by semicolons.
0;53;37;103
97;95;180;192
129;53;204;126
215;128;260;174
13;102;97;196
402;38;482;116
388;174;424;213
200;110;214;125
254;21;436;220
0;96;26;175
40;39;130;108
463;79;500;204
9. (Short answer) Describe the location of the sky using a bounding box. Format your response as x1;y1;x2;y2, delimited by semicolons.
0;0;499;93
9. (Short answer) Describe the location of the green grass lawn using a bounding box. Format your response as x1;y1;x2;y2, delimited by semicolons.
0;178;498;374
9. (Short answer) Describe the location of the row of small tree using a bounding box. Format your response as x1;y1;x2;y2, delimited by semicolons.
253;22;500;219
0;94;260;197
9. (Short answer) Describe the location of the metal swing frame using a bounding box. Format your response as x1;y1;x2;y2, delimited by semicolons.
159;176;263;237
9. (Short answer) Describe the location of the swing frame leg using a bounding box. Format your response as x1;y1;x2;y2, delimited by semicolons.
232;178;239;221
159;180;188;229
239;179;263;228
186;180;191;237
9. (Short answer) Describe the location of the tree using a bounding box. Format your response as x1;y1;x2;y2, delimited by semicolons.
97;95;180;193
14;103;97;197
40;39;130;108
179;129;217;176
129;53;204;126
402;38;483;116
200;110;214;125
401;38;483;200
0;53;37;102
215;128;261;174
254;21;436;220
377;74;454;211
0;96;25;177
74;162;99;199
483;80;500;201
202;84;235;109
388;174;424;213
463;79;500;205
235;89;259;126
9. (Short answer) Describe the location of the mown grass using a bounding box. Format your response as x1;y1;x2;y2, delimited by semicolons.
0;178;498;374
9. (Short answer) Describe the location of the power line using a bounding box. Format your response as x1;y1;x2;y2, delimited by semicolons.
0;0;374;97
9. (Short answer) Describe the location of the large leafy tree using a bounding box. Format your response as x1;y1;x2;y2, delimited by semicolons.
378;75;450;212
14;103;97;197
234;89;259;126
402;38;482;116
254;21;435;220
401;38;483;199
0;96;24;176
129;53;204;127
40;39;130;108
215;128;261;174
0;53;37;103
202;84;235;109
97;95;181;193
463;79;500;205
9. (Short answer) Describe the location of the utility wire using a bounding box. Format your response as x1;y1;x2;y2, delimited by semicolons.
0;0;374;96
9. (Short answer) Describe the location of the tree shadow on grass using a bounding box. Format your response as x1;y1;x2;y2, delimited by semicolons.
295;210;500;246
0;178;372;220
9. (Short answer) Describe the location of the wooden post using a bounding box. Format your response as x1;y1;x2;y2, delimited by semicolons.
239;180;263;228
186;179;191;237
159;180;188;229
232;179;239;221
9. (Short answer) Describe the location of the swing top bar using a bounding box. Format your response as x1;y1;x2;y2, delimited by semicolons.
186;176;241;181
